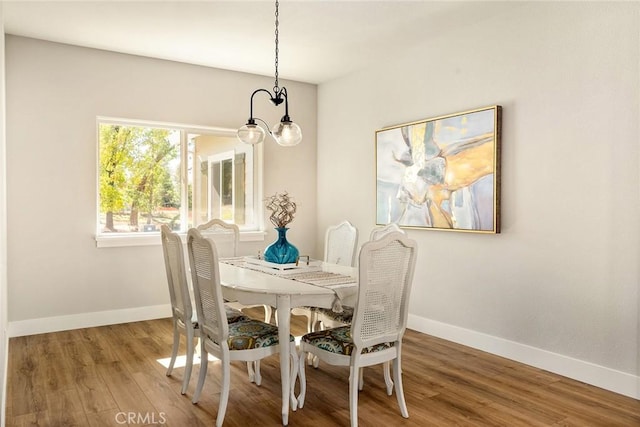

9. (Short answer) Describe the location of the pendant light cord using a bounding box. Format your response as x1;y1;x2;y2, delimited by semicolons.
273;0;280;95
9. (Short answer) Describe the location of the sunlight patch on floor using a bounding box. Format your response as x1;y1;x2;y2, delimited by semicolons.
156;353;221;369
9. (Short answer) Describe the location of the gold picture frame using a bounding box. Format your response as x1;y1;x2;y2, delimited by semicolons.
375;105;502;233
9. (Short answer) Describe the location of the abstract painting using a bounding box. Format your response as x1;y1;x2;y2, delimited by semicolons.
376;105;501;233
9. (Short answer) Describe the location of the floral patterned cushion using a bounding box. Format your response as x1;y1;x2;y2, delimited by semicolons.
227;319;294;351
314;306;354;324
224;305;249;324
301;326;394;356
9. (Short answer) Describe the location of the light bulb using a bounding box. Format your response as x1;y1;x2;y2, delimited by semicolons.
237;123;266;145
272;121;302;146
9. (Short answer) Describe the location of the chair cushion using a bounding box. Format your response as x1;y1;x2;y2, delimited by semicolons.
225;305;249;324
301;326;394;356
227;319;294;351
314;306;354;324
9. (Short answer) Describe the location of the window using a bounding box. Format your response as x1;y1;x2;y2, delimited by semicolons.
96;118;262;245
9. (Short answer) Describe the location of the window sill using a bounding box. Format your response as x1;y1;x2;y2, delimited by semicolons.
95;230;267;248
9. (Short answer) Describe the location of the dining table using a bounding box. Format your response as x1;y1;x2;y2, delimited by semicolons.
218;257;357;426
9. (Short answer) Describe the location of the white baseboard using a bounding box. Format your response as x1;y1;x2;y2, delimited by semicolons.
408;314;639;400
7;304;171;337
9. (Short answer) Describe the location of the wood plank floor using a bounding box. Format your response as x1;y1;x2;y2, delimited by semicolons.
6;308;640;426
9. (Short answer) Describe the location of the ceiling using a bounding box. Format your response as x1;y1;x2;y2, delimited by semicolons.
2;1;516;84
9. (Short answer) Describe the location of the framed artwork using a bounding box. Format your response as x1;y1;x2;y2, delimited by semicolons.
375;105;502;233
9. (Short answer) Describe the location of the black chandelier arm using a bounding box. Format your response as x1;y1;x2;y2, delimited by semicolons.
247;87;290;122
248;88;277;120
280;87;289;120
245;86;294;128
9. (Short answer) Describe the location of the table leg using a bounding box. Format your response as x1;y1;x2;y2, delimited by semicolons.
276;294;295;425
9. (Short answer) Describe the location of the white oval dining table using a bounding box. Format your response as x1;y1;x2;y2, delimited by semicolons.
218;261;356;426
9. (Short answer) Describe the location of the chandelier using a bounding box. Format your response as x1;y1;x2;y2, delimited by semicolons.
237;0;302;147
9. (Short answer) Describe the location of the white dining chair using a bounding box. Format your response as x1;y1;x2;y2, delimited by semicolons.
370;222;404;241
297;231;417;427
196;219;240;258
161;225;198;395
325;220;359;267
161;225;248;394
312;222;404;332
197;218;273;324
295;220;359;334
311;223;407;382
187;228;298;427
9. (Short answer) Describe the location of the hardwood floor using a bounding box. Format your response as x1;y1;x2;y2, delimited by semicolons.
6;308;640;426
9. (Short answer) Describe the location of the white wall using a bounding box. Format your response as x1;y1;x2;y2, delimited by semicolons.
317;2;639;397
5;36;317;332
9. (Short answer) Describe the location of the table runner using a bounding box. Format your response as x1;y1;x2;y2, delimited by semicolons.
221;257;357;312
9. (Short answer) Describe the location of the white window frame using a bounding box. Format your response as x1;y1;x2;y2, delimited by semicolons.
94;117;265;248
208;151;235;222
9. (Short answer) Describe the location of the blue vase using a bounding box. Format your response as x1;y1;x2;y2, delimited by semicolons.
264;227;299;264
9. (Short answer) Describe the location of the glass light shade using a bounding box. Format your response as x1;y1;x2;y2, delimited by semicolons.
272;121;302;146
237;123;266;145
